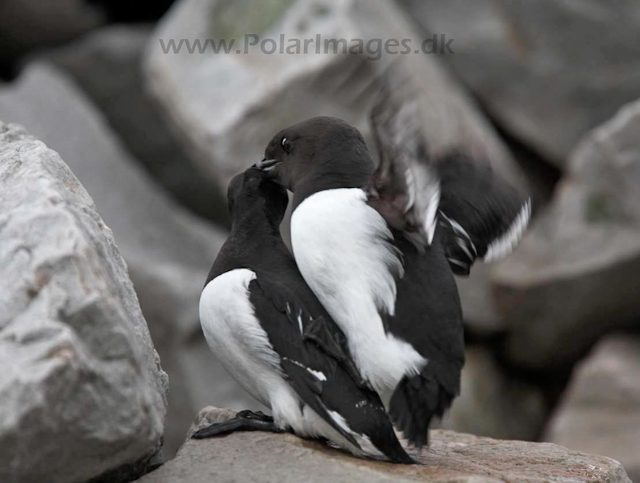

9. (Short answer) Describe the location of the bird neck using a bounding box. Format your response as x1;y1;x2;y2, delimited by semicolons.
230;208;282;241
206;216;291;285
292;167;371;210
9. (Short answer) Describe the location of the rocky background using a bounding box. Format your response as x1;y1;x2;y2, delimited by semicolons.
0;0;638;482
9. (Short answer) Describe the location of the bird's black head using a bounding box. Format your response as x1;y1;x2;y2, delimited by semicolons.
258;117;374;194
227;167;289;228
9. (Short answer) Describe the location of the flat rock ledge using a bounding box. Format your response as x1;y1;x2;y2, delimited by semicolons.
138;407;631;483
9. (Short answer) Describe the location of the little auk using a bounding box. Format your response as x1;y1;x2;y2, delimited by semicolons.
194;167;414;463
257;103;531;446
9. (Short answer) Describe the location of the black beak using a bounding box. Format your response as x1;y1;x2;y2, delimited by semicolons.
257;157;280;172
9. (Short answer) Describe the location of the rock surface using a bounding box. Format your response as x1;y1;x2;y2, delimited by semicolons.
45;25;227;222
545;334;640;483
145;0;529;332
0;122;167;483
138;406;632;483
441;347;547;441
145;0;388;193
0;63;260;456
0;0;105;76
493;98;640;370
401;0;640;167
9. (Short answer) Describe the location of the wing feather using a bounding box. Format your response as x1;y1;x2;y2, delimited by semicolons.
369;83;440;246
369;72;531;272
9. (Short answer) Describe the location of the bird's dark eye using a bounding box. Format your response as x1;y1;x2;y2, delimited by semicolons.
281;137;292;154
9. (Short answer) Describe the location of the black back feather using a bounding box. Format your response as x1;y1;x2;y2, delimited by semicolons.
385;232;465;447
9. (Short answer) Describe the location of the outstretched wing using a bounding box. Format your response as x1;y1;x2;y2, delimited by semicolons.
369;76;531;274
368;83;440;247
436;152;532;275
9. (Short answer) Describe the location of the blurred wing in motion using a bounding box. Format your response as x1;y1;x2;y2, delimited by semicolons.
436;152;532;275
368;84;440;247
369;73;531;274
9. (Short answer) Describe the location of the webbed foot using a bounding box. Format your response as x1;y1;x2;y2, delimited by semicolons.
192;410;285;439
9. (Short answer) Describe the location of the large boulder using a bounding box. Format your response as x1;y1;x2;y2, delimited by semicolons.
144;0;529;331
0;0;105;77
83;0;176;23
144;0;388;194
0;63;260;456
45;25;227;223
137;406;632;483
0;122;167;482
494;99;640;370
441;347;547;441
545;334;640;483
400;0;640;167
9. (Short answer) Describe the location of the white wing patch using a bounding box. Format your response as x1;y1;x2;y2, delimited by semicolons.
282;357;327;382
411;164;440;245
424;182;441;245
297;310;304;335
291;188;427;392
308;369;327;382
403;161;440;245
328;411;382;458
385;101;440;245
484;199;532;262
404;167;416;213
439;210;478;256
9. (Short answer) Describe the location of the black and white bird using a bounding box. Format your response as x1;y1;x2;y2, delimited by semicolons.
194;167;414;464
257;101;531;447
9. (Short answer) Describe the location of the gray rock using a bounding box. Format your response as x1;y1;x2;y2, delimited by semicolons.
45;25;227;223
144;0;529;332
400;0;640;167
456;267;504;333
0;122;167;483
0;63;260;457
441;347;547;441
137;406;631;483
493;98;640;370
144;0;387;193
545;334;640;483
0;0;105;66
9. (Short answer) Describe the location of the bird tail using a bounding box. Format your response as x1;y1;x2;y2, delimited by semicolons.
367;418;416;464
317;366;416;463
389;368;458;448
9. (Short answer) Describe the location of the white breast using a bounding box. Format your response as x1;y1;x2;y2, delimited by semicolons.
200;268;385;459
199;269;283;407
291;188;427;392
